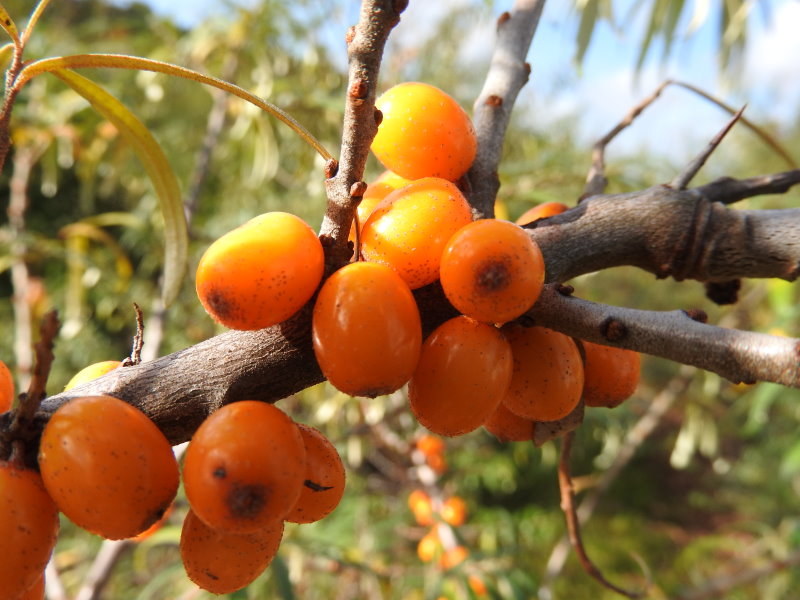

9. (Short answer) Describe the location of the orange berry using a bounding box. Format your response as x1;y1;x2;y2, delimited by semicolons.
440;496;467;527
312;262;422;397
407;489;435;526
582;341;641;408
17;573;45;600
0;359;14;413
38;395;178;540
372;82;477;181
409;316;513;436
468;574;488;596
438;545;469;569
440;219;545;324
415;434;445;458
483;401;536;442
284;424;346;524
360;177;473;289
64;360;122;391
130;502;174;542
0;463;58;600
183;401;305;533
349;171;413;243
417;527;440;562
180;508;283;594
426;452;448;475
501;325;584;422
195;212;324;330
515;201;568;225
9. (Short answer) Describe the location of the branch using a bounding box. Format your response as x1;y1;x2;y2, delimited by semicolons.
530;182;800;284
530;285;800;387
320;0;407;269
467;0;546;218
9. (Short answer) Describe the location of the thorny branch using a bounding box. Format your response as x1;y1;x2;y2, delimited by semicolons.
319;0;408;271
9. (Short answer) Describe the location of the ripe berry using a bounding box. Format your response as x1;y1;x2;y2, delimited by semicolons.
180;508;284;594
195;212;324;330
360;177;473;289
183;401;306;533
38;395;179;540
64;360;121;391
312;261;422;397
440;496;467;527
515;201;568;225
0;359;14;413
17;573;45;600
409;316;513;436
438;545;469;569
349;171;412;244
0;462;59;599
483;401;536;442
440;219;545;324
284;424;346;524
501;325;584;422
582;340;641;408
408;489;435;526
372;82;477;181
417;526;440;562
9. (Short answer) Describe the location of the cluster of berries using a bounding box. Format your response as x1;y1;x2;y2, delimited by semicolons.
0;359;345;597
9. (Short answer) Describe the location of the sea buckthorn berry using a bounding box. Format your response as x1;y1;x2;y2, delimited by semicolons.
17;573;45;600
180;508;284;595
372;82;477;181
64;360;122;391
38;395;179;540
0;359;14;412
515;201;568;226
415;433;445;459
438;545;469;570
312;262;422;397
483;401;536;442
130;502;174;542
361;177;473;289
440;219;545;324
409;316;513;436
408;489;435;526
501;325;584;422
0;462;59;599
284;424;346;524
440;496;467;527
183;401;306;533
195;212;324;330
582;340;641;408
349;171;412;244
417;526;440;562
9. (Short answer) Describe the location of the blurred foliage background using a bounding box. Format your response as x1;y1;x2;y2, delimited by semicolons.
0;0;799;599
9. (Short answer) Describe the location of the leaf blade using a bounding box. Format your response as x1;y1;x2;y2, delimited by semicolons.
50;68;188;306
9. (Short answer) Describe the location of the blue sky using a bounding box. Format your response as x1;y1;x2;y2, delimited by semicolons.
120;0;799;164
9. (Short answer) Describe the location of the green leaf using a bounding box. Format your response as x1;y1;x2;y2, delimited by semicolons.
50;69;188;306
0;3;18;42
270;554;296;600
575;0;600;66
18;53;333;161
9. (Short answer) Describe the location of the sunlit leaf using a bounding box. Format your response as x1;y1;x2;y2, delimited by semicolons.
0;3;18;43
18;53;333;161
574;0;600;66
50;69;187;305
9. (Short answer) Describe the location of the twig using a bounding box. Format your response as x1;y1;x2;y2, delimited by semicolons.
467;0;546;218
540;366;694;598
582;81;670;199
558;431;650;598
74;540;132;600
530;285;800;388
320;0;407;270
670;106;746;190
694;170;800;205
45;556;68;600
121;303;145;367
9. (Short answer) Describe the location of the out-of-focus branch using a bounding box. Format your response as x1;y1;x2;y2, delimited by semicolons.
695;170;800;205
320;0;407;270
467;0;546;218
530;285;800;387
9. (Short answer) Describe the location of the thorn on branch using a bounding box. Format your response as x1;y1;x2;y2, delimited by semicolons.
122;303;145;367
670;105;746;191
705;280;740;305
